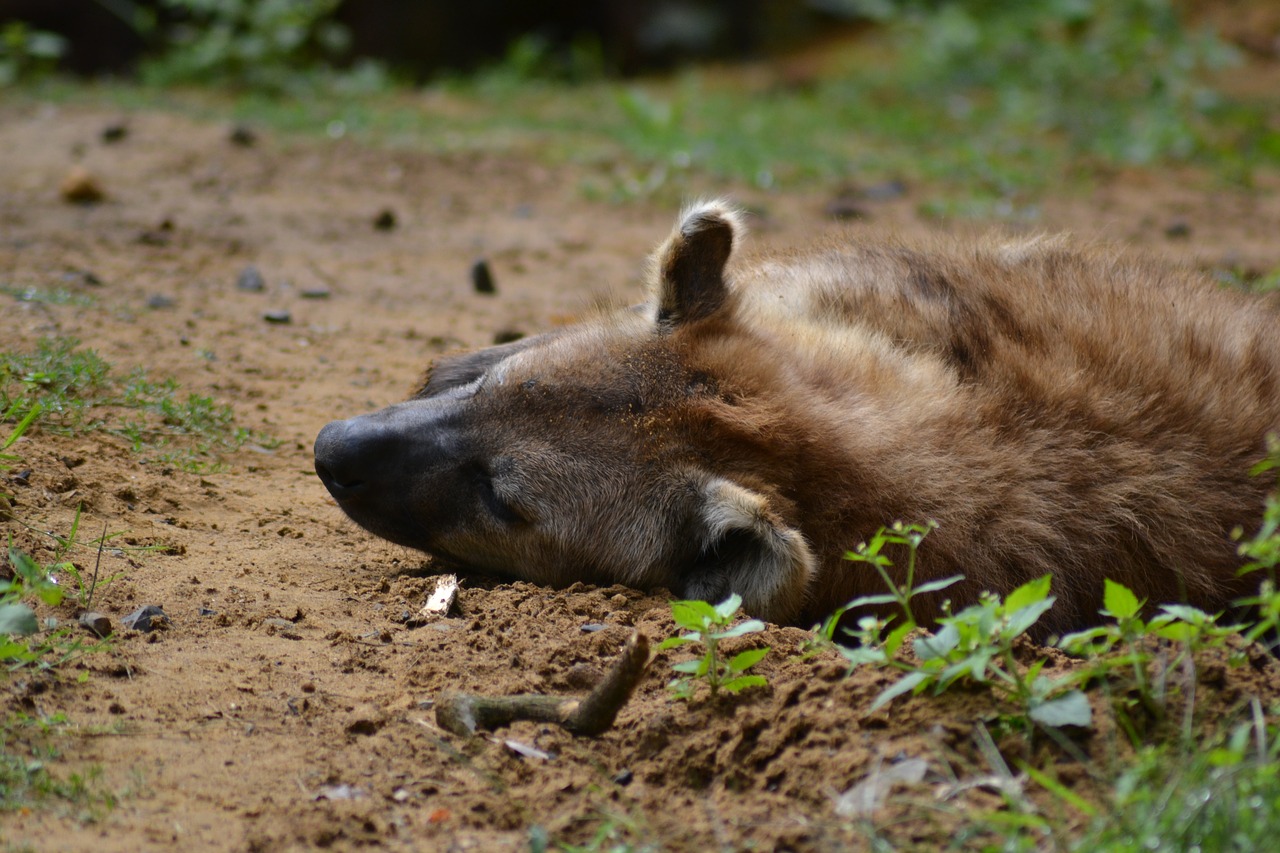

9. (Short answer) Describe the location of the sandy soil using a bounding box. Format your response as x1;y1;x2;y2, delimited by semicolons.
3;98;1280;852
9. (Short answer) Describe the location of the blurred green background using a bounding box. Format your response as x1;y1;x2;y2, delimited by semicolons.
3;1;1278;212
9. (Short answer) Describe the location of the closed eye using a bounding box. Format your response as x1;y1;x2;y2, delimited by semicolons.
469;463;527;525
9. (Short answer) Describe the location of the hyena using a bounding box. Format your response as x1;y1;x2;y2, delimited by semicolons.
315;201;1280;637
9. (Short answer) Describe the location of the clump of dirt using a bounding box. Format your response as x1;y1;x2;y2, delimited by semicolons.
3;102;1280;851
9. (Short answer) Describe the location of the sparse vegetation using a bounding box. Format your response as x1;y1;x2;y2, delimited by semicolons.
0;335;274;473
0;712;117;822
830;440;1280;847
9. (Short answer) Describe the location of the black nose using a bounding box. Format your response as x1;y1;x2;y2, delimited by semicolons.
314;419;369;496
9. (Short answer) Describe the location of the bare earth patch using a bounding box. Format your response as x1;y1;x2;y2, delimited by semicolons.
3;101;1280;851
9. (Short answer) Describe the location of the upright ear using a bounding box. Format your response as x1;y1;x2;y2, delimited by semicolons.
650;200;745;328
680;475;815;624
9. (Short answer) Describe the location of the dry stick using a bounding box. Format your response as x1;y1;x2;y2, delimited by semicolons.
436;631;650;737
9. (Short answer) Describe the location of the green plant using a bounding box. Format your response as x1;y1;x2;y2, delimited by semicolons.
805;521;956;660
659;594;770;700
0;21;67;87
140;0;386;94
1077;705;1280;850
1057;579;1241;739
849;574;1092;728
859;0;1241;165
1;535;113;671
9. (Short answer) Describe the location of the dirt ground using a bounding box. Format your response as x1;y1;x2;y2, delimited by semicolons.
3;96;1280;852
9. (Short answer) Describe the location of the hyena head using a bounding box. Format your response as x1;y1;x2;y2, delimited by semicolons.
314;202;816;622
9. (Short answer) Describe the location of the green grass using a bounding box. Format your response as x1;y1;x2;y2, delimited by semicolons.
0;335;275;473
0;713;117;824
15;1;1279;216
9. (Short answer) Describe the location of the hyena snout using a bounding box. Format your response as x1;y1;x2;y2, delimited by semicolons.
313;400;472;533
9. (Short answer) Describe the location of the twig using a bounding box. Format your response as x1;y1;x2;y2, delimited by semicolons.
435;631;650;737
88;519;107;608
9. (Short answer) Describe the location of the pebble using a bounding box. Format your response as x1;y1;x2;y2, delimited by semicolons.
300;286;331;299
78;611;113;638
237;265;266;292
122;605;170;632
372;208;397;231
59;165;105;204
612;769;634;786
579;623;608;633
471;259;497;295
100;122;128;143
146;294;176;310
228;124;257;147
263;310;292;325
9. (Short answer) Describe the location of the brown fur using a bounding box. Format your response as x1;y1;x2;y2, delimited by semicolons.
315;202;1280;637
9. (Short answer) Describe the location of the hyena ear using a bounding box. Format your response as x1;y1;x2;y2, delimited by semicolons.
650;200;744;327
681;476;815;624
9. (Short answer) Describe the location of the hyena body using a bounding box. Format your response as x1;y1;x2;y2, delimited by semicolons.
315;202;1280;637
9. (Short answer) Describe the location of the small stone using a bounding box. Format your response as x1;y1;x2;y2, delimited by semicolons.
372;208;397;231
60;166;105;204
147;294;175;310
471;259;497;295
263;617;300;638
78;612;113;638
300;286;331;299
1165;219;1192;239
612;769;634;786
237;265;266;292
101;122;128;144
579;623;608;633
122;605;169;633
229;124;258;147
198;607;218;616
263;310;292;325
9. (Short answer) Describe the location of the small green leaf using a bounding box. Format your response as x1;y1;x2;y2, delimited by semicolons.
844;593;899;608
657;634;698;650
1004;575;1052;613
714;619;766;640
840;645;887;668
721;674;767;694
1102;578;1142;620
713;593;744;620
914;624;959;661
1005;596;1056;638
671;600;717;630
671;658;708;675
883;620;915;658
727;647;769;672
0;602;39;636
1028;690;1093;728
913;575;963;596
